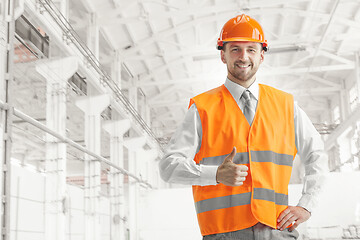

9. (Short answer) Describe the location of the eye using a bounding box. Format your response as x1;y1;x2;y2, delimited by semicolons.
248;49;256;53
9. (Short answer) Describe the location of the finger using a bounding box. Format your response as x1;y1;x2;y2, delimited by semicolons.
289;221;300;232
277;208;290;223
279;214;296;230
224;147;236;163
233;181;244;186
279;215;297;231
278;212;293;229
235;176;246;183
237;165;249;173
238;171;248;177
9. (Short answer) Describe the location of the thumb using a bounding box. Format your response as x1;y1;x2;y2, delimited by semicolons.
224;147;236;163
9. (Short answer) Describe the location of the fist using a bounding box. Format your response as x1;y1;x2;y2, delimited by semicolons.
216;147;249;186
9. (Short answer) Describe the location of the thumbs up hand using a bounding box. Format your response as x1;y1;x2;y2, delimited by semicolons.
216;147;249;186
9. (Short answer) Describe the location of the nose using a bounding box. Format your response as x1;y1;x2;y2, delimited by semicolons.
238;49;248;61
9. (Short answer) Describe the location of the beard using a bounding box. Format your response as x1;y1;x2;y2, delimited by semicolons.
227;61;258;83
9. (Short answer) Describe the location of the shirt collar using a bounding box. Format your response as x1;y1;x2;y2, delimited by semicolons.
224;78;259;101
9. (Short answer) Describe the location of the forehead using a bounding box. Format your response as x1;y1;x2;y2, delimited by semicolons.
227;41;261;48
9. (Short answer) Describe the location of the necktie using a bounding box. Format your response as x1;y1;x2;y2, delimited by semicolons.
241;90;255;125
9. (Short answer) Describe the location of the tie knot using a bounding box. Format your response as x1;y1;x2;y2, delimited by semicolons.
242;90;251;102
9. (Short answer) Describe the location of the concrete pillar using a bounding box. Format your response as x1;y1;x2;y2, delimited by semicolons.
340;79;350;121
129;86;138;111
75;93;110;240
144;99;151;126
103;118;131;240
328;143;340;172
0;1;15;239
36;57;78;240
124;137;146;240
52;0;69;19
141;149;158;183
355;52;360;106
111;50;122;88
87;12;99;61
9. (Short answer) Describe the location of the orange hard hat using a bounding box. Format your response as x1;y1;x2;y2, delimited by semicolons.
217;14;268;51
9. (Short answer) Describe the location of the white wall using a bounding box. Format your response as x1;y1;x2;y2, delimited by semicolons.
141;172;360;240
10;163;112;240
10;163;45;240
308;171;360;227
139;187;202;240
10;161;360;240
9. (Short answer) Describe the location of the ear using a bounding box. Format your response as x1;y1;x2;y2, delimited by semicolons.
220;50;226;64
259;50;264;64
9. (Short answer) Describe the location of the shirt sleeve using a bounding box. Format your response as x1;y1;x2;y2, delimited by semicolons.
158;103;218;186
294;102;329;213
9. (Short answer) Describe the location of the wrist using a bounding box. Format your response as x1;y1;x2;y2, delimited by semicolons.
298;206;311;215
200;165;219;185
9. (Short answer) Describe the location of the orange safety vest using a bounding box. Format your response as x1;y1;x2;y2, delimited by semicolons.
189;84;297;236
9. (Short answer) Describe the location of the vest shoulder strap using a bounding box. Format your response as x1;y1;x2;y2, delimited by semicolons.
259;84;294;102
189;85;226;110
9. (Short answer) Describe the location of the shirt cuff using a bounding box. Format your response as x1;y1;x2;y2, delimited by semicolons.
297;194;315;213
199;165;218;186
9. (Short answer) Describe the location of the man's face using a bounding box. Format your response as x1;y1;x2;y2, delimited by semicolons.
221;41;264;87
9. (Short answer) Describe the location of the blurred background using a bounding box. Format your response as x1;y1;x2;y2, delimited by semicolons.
0;0;360;239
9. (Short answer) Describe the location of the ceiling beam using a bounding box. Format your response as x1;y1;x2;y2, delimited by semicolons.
120;8;326;57
98;1;321;28
325;106;360;150
335;7;360;54
308;74;342;88
319;50;354;66
259;63;354;76
136;76;212;87
287;86;340;96
299;0;341;82
148;85;179;102
150;100;188;108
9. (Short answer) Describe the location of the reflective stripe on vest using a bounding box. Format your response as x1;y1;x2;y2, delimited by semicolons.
190;84;297;236
200;151;293;167
195;188;288;214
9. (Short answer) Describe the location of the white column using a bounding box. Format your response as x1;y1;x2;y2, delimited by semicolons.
129;86;138;111
111;50;122;88
87;12;99;61
103;118;131;240
144;98;151;126
355;52;360;106
141;149;158;184
339;79;349;122
124;137;146;240
36;57;78;240
0;1;14;239
75;94;110;240
52;0;69;19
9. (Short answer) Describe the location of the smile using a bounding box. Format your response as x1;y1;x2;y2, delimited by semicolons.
236;64;251;68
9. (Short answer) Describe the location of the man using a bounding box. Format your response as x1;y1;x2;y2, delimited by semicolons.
159;14;328;239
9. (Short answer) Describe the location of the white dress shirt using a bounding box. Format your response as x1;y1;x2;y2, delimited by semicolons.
159;78;328;212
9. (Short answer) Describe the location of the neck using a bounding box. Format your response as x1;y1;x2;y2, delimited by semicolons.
227;75;256;89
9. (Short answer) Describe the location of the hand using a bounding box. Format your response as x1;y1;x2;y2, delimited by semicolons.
216;147;248;186
277;206;311;231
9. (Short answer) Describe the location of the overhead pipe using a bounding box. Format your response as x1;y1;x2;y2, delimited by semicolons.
303;0;341;78
37;0;163;151
0;101;152;189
